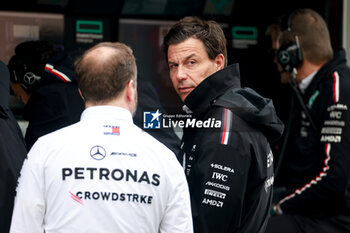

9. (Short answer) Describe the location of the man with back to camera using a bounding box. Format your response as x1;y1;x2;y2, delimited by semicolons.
10;42;193;233
163;16;284;233
266;9;350;233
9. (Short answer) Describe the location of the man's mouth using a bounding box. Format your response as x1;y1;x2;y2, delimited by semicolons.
178;86;194;93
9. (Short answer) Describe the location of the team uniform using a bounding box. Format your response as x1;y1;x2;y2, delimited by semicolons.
178;64;284;233
0;61;27;233
24;51;84;150
269;49;350;232
10;106;193;233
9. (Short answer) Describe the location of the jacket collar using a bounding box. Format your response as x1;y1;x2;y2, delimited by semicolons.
305;49;347;95
81;106;133;123
184;63;241;115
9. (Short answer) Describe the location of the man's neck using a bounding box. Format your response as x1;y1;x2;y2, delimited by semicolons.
85;97;136;116
295;60;323;83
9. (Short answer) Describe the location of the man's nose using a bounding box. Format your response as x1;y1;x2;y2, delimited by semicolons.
176;65;187;80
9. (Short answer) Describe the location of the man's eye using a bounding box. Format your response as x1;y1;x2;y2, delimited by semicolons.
169;64;177;69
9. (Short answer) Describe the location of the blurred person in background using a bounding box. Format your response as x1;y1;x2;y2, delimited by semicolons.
8;40;84;151
266;9;350;233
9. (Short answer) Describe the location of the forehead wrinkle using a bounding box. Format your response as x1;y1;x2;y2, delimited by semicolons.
168;38;208;63
168;45;202;62
168;53;197;64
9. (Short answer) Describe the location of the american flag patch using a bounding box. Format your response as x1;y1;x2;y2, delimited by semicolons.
103;125;120;135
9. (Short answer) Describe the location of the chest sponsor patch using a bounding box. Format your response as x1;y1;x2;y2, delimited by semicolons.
210;163;234;173
202;198;224;208
205;181;230;191
70;190;153;205
62;167;160;187
204;189;226;199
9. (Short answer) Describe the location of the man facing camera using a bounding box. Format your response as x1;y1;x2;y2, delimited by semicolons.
163;16;283;233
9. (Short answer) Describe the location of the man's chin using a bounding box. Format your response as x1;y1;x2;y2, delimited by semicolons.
179;91;193;102
180;94;189;102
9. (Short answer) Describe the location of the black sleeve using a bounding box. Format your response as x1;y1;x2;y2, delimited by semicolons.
0;106;27;232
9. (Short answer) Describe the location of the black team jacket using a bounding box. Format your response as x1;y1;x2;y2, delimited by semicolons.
178;64;284;233
24;51;85;150
276;49;350;217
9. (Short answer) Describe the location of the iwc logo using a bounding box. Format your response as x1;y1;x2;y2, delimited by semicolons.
90;145;106;160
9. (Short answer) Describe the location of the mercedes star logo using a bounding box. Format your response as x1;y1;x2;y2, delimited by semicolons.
278;51;290;64
90;145;106;160
23;72;41;85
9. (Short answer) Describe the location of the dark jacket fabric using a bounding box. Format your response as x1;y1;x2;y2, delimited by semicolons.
178;64;284;233
0;61;27;232
134;79;180;154
24;51;85;150
276;49;350;217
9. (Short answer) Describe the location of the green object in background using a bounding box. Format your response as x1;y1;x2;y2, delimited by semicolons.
76;20;103;34
232;26;258;40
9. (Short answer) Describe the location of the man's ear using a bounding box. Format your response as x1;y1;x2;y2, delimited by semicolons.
78;88;85;101
215;53;225;70
125;79;137;103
